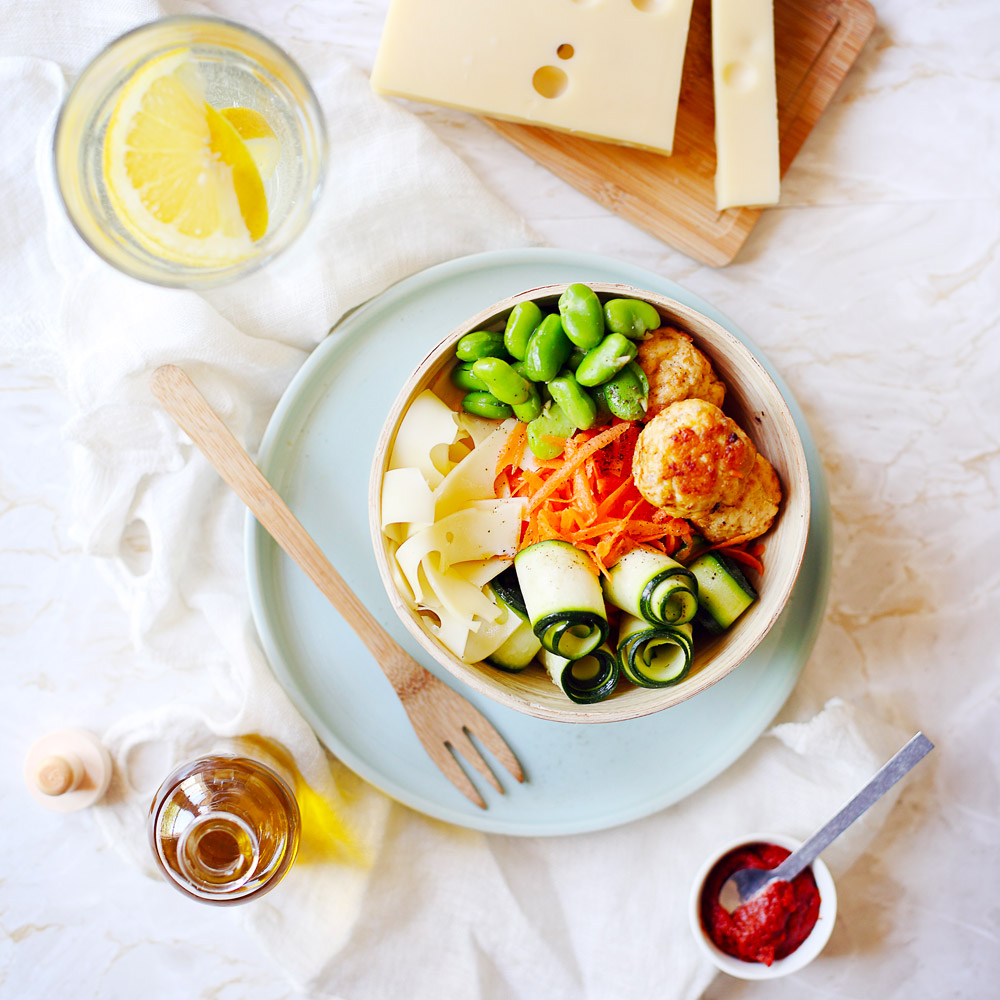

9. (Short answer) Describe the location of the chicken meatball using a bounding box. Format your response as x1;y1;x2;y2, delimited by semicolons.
692;453;782;544
632;398;757;516
637;328;726;418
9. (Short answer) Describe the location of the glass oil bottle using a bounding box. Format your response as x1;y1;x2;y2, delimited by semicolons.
148;754;301;905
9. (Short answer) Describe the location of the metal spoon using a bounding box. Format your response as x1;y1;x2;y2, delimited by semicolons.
719;731;934;912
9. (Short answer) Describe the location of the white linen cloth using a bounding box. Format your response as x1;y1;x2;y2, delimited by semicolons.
1;1;906;997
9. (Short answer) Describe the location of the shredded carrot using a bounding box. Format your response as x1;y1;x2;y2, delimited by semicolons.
595;477;634;519
495;421;527;476
526;422;633;514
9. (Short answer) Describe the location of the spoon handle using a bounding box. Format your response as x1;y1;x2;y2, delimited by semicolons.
773;731;934;882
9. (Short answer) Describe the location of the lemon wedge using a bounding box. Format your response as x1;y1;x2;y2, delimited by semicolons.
220;107;281;182
103;49;268;267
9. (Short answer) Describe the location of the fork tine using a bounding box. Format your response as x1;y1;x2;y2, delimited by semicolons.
451;729;503;795
465;711;525;784
418;734;487;809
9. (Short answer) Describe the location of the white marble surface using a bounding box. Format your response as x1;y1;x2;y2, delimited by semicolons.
2;1;999;998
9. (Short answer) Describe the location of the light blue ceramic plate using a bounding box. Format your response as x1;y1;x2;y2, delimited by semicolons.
245;248;831;837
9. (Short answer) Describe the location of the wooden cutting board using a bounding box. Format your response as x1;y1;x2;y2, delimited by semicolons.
484;0;876;266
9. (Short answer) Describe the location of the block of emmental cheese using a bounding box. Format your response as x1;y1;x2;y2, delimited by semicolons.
712;0;781;209
371;0;695;156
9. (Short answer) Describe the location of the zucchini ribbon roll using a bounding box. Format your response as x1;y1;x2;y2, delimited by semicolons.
603;548;698;626
515;540;609;660
540;645;619;704
617;614;694;687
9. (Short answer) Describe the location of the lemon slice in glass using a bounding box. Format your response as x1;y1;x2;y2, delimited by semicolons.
220;107;281;182
103;49;268;267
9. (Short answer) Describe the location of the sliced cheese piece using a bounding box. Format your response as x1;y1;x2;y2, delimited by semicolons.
428;609;474;661
456;411;501;449
386;542;414;603
449;556;512;590
372;0;695;156
712;0;781;210
394;500;523;605
461;604;522;665
381;466;436;530
433;419;518;519
423;560;503;624
388;389;459;487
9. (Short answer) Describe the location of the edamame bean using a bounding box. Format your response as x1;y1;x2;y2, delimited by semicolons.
510;359;532;381
547;371;597;431
527;403;577;460
503;301;543;361
603;298;662;339
630;358;650;396
450;361;487;392
591;383;612;420
602;362;647;421
461;391;513;420
471;356;532;405
512;382;543;422
511;360;551;403
456;330;507;362
558;283;605;350
559;284;604;351
575;333;638;387
523;314;572;382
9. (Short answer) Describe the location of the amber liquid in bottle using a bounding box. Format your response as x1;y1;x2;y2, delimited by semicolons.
148;754;300;905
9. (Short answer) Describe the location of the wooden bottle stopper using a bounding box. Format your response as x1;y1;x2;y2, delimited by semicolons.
35;753;85;796
24;729;112;812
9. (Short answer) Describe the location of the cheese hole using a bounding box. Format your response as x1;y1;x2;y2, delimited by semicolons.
557;44;574;60
632;0;672;11
722;60;758;91
532;65;568;100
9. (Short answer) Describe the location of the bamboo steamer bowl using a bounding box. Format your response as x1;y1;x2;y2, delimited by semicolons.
368;283;810;724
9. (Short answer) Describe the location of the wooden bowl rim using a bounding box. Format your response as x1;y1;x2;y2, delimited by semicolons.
368;282;810;724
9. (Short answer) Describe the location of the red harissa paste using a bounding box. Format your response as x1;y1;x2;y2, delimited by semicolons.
699;842;821;966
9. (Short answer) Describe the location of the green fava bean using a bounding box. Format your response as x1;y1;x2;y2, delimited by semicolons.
456;330;507;362
603;362;647;421
450;361;487;392
512;381;543;422
630;358;650;396
547;371;597;431
558;283;605;350
471;356;531;405
461;391;513;420
527;403;577;460
575;333;638;387
591;383;612;420
523;314;572;382
504;301;543;361
603;298;662;339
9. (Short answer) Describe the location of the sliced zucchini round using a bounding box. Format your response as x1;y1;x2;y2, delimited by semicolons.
486;569;542;670
616;613;694;687
489;566;528;619
539;645;619;704
688;552;757;631
514;540;609;659
487;617;542;671
603;548;698;626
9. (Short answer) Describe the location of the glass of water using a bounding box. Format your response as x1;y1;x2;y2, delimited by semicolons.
54;16;327;288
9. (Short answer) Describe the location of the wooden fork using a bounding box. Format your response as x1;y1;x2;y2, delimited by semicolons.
151;364;524;809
